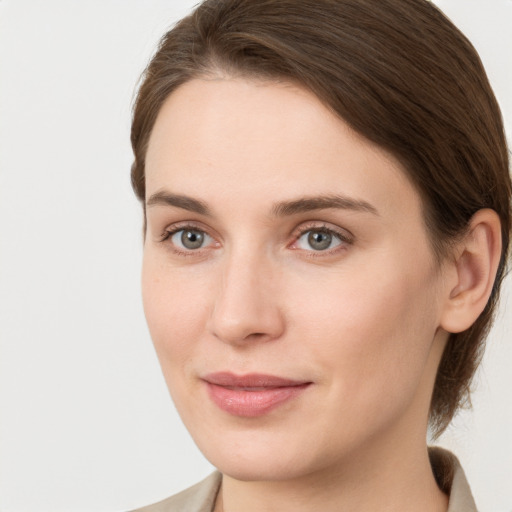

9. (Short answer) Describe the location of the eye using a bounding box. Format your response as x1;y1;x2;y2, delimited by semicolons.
297;230;340;251
294;227;348;252
169;228;213;251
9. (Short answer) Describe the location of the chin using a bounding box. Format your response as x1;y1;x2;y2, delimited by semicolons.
207;449;314;482
189;424;338;483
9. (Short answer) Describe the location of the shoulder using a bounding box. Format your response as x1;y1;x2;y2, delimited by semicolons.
429;446;478;512
130;472;222;512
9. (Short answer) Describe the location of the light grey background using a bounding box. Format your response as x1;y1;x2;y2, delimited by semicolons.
0;1;510;511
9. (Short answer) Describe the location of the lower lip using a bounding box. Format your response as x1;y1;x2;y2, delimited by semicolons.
205;382;311;417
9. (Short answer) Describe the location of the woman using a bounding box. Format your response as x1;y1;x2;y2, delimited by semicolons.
129;0;510;510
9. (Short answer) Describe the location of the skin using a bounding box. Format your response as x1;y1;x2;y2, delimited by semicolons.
141;77;458;511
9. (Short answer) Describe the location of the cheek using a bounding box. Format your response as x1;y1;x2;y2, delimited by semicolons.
290;260;440;410
141;254;210;365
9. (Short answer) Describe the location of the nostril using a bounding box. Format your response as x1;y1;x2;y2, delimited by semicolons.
245;332;269;340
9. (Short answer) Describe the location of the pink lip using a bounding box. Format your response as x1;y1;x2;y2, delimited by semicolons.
203;372;312;417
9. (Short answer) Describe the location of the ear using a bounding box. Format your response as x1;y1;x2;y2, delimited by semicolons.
440;209;502;334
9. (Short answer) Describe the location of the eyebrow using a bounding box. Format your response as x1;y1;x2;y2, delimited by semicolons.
146;190;379;217
146;191;211;216
271;195;379;217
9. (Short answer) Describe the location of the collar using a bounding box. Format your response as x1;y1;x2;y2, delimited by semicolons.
429;446;478;511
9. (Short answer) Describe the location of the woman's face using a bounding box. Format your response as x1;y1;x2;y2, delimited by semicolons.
142;78;451;481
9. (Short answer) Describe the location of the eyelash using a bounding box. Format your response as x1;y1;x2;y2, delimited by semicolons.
159;222;353;257
289;222;353;257
159;222;217;257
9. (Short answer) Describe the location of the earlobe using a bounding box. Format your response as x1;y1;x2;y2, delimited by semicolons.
440;209;502;334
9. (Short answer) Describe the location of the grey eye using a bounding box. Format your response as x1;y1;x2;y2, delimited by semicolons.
308;231;332;250
297;230;342;251
171;229;211;250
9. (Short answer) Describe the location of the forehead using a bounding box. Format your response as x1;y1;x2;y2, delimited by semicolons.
145;77;421;221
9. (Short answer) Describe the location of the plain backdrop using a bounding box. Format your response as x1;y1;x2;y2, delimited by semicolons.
0;1;511;511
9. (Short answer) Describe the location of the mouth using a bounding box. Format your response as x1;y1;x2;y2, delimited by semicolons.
202;372;312;417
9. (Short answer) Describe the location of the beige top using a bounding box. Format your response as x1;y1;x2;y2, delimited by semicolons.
131;448;477;512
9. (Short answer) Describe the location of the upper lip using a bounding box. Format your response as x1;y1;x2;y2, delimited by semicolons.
203;372;310;388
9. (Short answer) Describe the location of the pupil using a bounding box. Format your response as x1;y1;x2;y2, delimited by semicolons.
182;230;204;249
308;231;332;250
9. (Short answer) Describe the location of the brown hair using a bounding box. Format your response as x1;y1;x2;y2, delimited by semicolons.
130;0;511;435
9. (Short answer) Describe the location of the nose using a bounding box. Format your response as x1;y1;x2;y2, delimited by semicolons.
208;252;285;345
